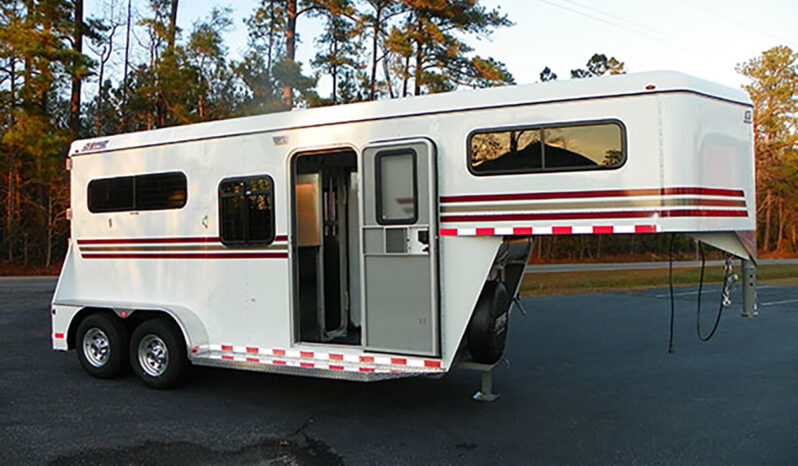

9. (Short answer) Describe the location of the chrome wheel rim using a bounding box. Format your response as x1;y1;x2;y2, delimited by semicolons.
82;328;110;368
138;334;169;377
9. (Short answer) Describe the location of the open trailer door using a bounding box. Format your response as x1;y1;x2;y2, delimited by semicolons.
361;139;439;357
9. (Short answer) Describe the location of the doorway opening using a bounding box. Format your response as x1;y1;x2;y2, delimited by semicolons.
292;149;361;345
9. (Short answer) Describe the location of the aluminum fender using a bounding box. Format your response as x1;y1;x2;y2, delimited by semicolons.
52;299;209;353
439;236;504;366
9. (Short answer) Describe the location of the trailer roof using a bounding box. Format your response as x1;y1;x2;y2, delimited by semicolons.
71;71;751;157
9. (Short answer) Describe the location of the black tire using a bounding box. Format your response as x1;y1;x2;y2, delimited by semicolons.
466;281;510;364
129;318;189;389
76;313;129;379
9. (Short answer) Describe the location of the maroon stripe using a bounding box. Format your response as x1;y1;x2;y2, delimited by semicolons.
78;237;221;245
441;187;745;204
81;252;288;259
78;235;289;245
441;209;747;223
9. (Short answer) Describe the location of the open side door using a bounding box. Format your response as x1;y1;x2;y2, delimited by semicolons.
361;139;439;356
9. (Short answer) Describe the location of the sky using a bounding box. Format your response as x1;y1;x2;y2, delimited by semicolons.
86;0;798;96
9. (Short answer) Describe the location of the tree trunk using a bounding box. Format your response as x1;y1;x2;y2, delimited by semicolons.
122;0;131;103
331;40;338;103
763;191;772;251
283;0;297;107
402;54;410;97
369;5;382;101
69;0;83;138
45;193;52;268
168;0;179;49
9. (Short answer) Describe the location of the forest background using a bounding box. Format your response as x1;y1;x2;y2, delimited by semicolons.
0;0;796;272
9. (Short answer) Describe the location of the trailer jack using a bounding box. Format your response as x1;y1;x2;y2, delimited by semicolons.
458;359;507;402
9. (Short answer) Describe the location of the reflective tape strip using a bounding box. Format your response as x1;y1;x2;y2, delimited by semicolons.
54;333;65;339
204;344;445;372
440;224;659;236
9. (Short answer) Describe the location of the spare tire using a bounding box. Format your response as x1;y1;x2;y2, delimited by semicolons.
466;281;510;364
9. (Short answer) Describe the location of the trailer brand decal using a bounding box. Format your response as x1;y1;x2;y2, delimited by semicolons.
199;344;444;375
77;236;289;259
439;186;748;235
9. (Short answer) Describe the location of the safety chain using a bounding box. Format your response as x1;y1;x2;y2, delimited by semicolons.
720;254;739;308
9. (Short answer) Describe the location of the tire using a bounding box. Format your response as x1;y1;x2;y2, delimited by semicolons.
466;281;510;364
130;318;189;389
76;313;129;379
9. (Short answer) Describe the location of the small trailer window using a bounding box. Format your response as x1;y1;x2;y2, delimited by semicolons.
219;176;275;245
375;150;418;224
468;121;625;175
88;172;187;213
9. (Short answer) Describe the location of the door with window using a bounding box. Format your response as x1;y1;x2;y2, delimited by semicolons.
361;139;438;356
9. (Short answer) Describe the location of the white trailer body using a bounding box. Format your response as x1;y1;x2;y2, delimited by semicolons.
51;71;756;385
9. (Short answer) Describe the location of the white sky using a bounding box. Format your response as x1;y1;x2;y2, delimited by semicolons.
86;0;798;95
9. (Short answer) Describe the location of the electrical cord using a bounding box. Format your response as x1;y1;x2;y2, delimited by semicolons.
668;235;729;353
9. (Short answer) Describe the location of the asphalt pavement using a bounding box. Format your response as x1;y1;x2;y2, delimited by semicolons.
1;277;796;465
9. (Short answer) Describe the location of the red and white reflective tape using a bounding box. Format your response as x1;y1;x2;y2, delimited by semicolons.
204;344;443;372
440;224;658;237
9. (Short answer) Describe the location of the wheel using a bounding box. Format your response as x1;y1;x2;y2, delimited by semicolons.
466;281;510;364
130;318;188;389
76;313;129;378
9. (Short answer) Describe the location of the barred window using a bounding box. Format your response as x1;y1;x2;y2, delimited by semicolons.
219;176;275;245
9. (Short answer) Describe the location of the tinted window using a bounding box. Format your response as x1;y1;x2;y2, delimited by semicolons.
376;150;417;224
88;172;186;213
219;176;274;245
469;121;625;175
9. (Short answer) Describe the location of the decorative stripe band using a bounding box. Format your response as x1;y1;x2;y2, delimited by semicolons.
441;187;745;204
441;225;659;236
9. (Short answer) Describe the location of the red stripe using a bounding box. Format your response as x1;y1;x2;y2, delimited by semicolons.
359;367;375;373
660;210;748;218
78;235;290;245
246;357;259;363
391;358;407;366
475;228;495;236
593;225;614;234
54;333;64;339
81;252;288;259
246;347;259;354
221;345;233;352
300;362;315;368
221;355;234;361
552;226;572;235
330;365;344;371
359;356;374;363
440;228;458;236
441;209;747;223
300;351;314;359
513;227;533;235
424;360;442;369
77;237;221;245
441;187;745;204
273;349;286;356
635;225;657;233
272;360;287;365
329;353;343;361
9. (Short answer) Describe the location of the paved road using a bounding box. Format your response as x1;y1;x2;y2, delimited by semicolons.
1;277;796;465
525;258;798;273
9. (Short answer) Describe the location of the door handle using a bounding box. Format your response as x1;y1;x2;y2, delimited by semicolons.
417;229;429;252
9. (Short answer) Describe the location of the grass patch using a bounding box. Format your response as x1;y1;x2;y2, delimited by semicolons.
520;263;798;297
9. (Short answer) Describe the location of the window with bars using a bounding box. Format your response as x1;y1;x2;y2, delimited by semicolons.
218;175;275;245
